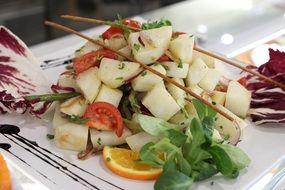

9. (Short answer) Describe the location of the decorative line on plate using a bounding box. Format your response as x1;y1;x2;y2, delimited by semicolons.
0;124;124;190
40;54;73;70
0;143;56;185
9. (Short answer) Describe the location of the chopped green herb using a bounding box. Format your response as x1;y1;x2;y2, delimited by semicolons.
219;125;223;129
118;62;125;70
66;114;90;125
97;138;102;145
178;59;183;68
141;71;147;77
142;18;172;30
96;54;104;61
163;65;170;70
106;157;111;162
99;35;103;39
212;101;217;105
189;34;194;38
75;45;85;53
46;134;54;140
133;43;140;51
65;64;73;70
115;76;124;80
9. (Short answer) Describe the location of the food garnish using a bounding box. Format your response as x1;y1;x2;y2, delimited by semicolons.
245;48;285;124
0;154;11;190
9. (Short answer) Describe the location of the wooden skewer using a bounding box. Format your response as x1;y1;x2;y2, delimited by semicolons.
44;20;235;122
61;14;285;90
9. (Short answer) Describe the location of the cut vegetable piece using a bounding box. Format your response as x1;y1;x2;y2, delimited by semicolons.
214;104;247;142
76;67;101;103
166;78;186;106
131;64;166;92
104;37;127;51
95;84;123;107
142;83;180;120
54;122;89;151
53;104;68;129
198;69;221;91
185;58;209;86
58;73;80;92
60;96;88;117
118;46;132;59
225;81;251;118
126;132;160;152
99;58;140;88
169;34;194;64
90;127;132;148
162;61;189;78
128;26;172;64
193;50;215;68
74;35;102;57
211;91;226;105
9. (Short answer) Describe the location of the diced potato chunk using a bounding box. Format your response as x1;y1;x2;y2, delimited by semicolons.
104;37;127;50
162;61;189;78
225;81;251;118
74;35;102;57
76;67;101;103
54;122;89;151
166;78;186;105
211;91;226;105
198;69;221;91
193;50;215;68
60;96;87;117
142;83;180;120
95;84;123;107
131;64;166;92
99;58;140;88
126;132;160;152
169;34;194;64
58;73;80;92
185;58;209;86
128;26;172;64
90;127;132;148
53;104;68;129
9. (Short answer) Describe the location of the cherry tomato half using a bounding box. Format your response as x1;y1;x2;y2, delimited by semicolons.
74;49;118;75
122;19;141;29
102;19;141;39
237;77;247;87
102;27;124;39
83;102;124;137
158;54;171;62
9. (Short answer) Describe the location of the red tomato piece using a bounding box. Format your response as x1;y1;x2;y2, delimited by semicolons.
215;85;228;92
74;49;118;75
158;54;171;62
83;102;124;137
102;27;124;39
238;77;247;87
122;19;141;29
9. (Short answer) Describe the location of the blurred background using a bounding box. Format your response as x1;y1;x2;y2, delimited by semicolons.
0;0;184;46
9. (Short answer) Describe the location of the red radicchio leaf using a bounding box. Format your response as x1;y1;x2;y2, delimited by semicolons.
51;84;76;93
0;90;52;117
245;48;285;124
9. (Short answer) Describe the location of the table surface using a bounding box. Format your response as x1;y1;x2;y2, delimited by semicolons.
30;0;285;58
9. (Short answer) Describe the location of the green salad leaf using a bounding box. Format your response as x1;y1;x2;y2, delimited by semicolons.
137;99;250;190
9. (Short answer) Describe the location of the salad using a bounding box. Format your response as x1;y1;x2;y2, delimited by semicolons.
0;17;257;189
48;17;251;189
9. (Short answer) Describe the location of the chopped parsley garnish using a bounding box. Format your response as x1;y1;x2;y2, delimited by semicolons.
189;34;194;38
212;101;217;105
46;134;54;140
133;43;141;51
104;14;130;34
118;62;125;70
141;18;172;30
75;45;85;53
115;76;123;80
97;138;102;145
106;157;111;162
96;54;104;61
177;59;183;68
141;71;147;77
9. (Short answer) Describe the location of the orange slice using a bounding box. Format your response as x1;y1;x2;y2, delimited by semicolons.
0;154;11;190
103;146;162;180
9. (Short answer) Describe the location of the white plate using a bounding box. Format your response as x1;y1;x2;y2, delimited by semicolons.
1;30;285;190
